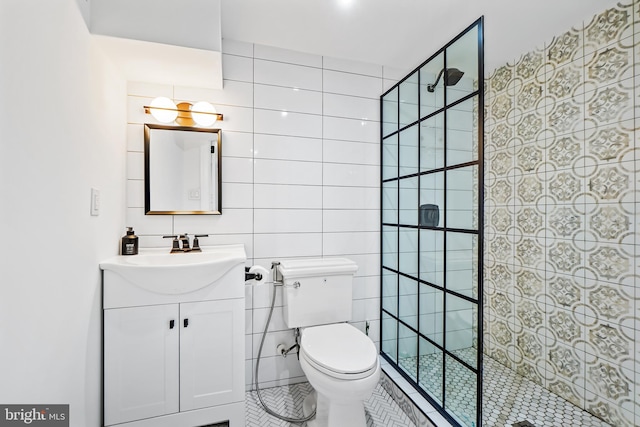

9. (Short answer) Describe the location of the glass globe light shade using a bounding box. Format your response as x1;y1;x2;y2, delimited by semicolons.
191;101;218;126
149;97;178;123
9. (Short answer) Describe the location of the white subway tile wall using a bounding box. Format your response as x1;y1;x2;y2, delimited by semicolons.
126;40;407;391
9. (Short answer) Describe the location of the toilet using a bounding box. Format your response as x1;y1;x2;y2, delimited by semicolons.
278;258;381;427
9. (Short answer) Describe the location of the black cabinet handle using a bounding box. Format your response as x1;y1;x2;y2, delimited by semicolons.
169;320;175;329
183;318;189;328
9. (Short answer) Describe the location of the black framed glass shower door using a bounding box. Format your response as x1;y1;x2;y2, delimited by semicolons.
380;18;484;427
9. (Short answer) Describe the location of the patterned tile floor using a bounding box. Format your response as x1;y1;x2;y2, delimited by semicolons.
246;352;612;427
246;382;415;427
398;350;612;427
482;357;611;427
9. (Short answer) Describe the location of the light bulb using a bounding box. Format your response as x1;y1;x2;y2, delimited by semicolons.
191;101;217;126
149;97;178;123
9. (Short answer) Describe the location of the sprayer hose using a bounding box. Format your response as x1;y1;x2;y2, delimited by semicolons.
254;283;316;424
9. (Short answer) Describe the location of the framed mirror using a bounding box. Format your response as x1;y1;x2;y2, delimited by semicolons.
144;124;222;215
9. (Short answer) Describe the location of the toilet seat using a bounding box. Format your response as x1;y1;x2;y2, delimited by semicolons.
301;323;378;380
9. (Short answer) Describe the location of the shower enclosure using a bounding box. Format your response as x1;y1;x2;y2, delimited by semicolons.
380;19;484;427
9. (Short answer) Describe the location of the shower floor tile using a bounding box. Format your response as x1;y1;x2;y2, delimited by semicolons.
397;350;612;427
245;381;415;427
482;357;612;427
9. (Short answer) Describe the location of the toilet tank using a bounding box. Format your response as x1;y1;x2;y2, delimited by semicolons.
278;258;358;328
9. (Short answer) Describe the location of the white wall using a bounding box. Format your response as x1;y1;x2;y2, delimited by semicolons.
126;40;407;390
0;1;127;426
90;0;222;52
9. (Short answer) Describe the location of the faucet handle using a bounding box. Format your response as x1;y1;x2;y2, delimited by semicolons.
192;234;209;252
163;235;181;253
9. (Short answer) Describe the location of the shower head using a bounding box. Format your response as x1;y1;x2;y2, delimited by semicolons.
426;68;464;92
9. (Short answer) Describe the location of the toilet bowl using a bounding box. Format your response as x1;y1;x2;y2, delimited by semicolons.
277;257;379;427
298;323;381;427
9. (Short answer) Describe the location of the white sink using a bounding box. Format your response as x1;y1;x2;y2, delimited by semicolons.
100;244;246;295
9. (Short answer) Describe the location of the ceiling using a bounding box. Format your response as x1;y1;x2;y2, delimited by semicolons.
220;0;620;73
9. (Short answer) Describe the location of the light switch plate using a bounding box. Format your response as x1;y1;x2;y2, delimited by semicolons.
91;188;100;216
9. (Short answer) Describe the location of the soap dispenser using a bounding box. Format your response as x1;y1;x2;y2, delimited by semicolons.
121;227;139;255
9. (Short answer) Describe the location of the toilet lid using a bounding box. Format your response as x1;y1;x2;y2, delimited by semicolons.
301;323;378;376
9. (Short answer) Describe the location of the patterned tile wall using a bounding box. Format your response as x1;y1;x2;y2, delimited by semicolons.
484;2;639;426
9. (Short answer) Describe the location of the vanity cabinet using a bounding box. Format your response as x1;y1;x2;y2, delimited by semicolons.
104;304;179;424
179;299;244;411
104;299;244;425
100;245;246;427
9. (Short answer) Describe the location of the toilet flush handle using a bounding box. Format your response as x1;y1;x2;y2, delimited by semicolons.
293;281;301;288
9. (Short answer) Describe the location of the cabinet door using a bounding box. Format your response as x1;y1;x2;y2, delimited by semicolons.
179;299;245;411
104;304;179;426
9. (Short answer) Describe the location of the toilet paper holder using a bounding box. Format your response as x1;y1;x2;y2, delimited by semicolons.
245;266;265;281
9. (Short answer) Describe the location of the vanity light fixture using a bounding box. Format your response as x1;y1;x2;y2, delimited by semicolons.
147;97;178;123
191;101;218;126
144;97;223;127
